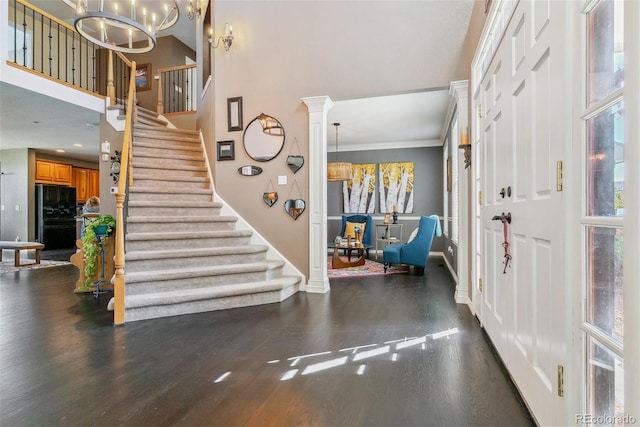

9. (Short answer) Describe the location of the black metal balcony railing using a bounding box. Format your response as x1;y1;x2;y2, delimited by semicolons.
7;0;130;104
8;0;195;115
157;64;197;114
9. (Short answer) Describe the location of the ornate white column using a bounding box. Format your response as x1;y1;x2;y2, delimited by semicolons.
448;80;470;306
301;96;334;293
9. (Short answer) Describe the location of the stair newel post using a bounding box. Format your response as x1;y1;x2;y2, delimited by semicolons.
156;71;164;114
113;191;126;325
107;50;115;105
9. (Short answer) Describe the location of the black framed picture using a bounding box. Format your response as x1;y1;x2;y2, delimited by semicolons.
217;140;235;161
227;97;243;132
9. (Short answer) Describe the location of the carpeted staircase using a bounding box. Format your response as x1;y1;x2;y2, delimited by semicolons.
121;108;301;322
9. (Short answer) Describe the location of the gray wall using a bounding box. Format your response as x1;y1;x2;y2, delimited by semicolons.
0;149;33;241
327;146;444;253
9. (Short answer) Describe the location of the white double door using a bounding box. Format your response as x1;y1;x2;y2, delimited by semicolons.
475;1;570;425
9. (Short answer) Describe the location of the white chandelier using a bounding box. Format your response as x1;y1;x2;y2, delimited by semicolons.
61;0;180;53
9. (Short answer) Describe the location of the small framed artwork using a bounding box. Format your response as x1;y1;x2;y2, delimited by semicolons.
217;140;235;161
227;96;243;132
135;63;152;91
383;213;391;224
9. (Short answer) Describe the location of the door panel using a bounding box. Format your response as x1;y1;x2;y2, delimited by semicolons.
477;1;568;424
532;49;552;198
513;233;531;359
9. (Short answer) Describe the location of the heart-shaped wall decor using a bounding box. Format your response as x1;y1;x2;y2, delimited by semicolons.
284;199;306;220
287;155;304;174
263;192;278;207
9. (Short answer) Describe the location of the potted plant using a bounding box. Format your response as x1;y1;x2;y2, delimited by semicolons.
81;215;116;289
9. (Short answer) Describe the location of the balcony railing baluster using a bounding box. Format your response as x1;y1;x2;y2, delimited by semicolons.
156;64;197;115
48;18;52;76
7;0;134;100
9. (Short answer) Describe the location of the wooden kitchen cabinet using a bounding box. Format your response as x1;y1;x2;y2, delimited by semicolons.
73;168;89;202
88;169;99;199
35;160;72;185
72;167;100;203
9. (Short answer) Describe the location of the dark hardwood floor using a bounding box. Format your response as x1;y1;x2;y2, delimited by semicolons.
0;258;534;426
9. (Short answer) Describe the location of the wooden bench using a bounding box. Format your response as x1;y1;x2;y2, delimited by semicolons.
0;241;45;267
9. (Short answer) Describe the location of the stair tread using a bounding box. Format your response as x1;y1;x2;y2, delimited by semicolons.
126;215;236;223
133;134;200;143
133;174;209;182
136;105;160;117
134;151;203;160
126;229;252;240
125;245;268;260
125;260;285;282
125;276;300;308
134;123;199;136
128;186;212;194
132;162;207;172
133;140;202;151
128;200;221;207
132;174;209;181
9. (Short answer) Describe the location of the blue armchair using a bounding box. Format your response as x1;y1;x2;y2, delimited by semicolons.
340;215;373;258
383;215;442;275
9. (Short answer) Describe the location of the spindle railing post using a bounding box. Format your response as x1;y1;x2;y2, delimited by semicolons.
107;49;115;105
113;191;126;325
157;72;164;114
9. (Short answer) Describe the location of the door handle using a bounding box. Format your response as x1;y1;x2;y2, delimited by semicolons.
492;212;512;224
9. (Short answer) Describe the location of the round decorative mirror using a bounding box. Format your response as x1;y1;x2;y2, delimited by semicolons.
243;114;285;162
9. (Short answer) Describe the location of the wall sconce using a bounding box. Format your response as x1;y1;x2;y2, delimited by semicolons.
187;0;201;20
458;126;471;169
209;23;234;51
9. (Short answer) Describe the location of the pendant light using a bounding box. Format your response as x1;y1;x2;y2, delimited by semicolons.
327;122;352;181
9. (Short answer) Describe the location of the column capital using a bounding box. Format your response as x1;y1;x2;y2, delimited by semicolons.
301;96;334;113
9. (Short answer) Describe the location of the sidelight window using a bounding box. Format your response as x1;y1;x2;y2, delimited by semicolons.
582;0;625;421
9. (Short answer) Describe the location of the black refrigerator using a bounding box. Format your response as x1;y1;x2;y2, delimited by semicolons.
35;184;77;249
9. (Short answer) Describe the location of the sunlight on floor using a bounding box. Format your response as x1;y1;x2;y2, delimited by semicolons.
211;327;461;384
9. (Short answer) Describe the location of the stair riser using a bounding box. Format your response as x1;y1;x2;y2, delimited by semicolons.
125;251;267;272
124;285;297;322
128;192;212;202
132;179;210;189
126;220;235;233
126;235;251;251
135;124;200;136
133;139;201;151
133;134;200;144
137;117;167;127
133;165;208;175
137;112;164;122
133;169;208;180
125;269;281;295
133;146;203;160
127;206;221;216
133;158;205;169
